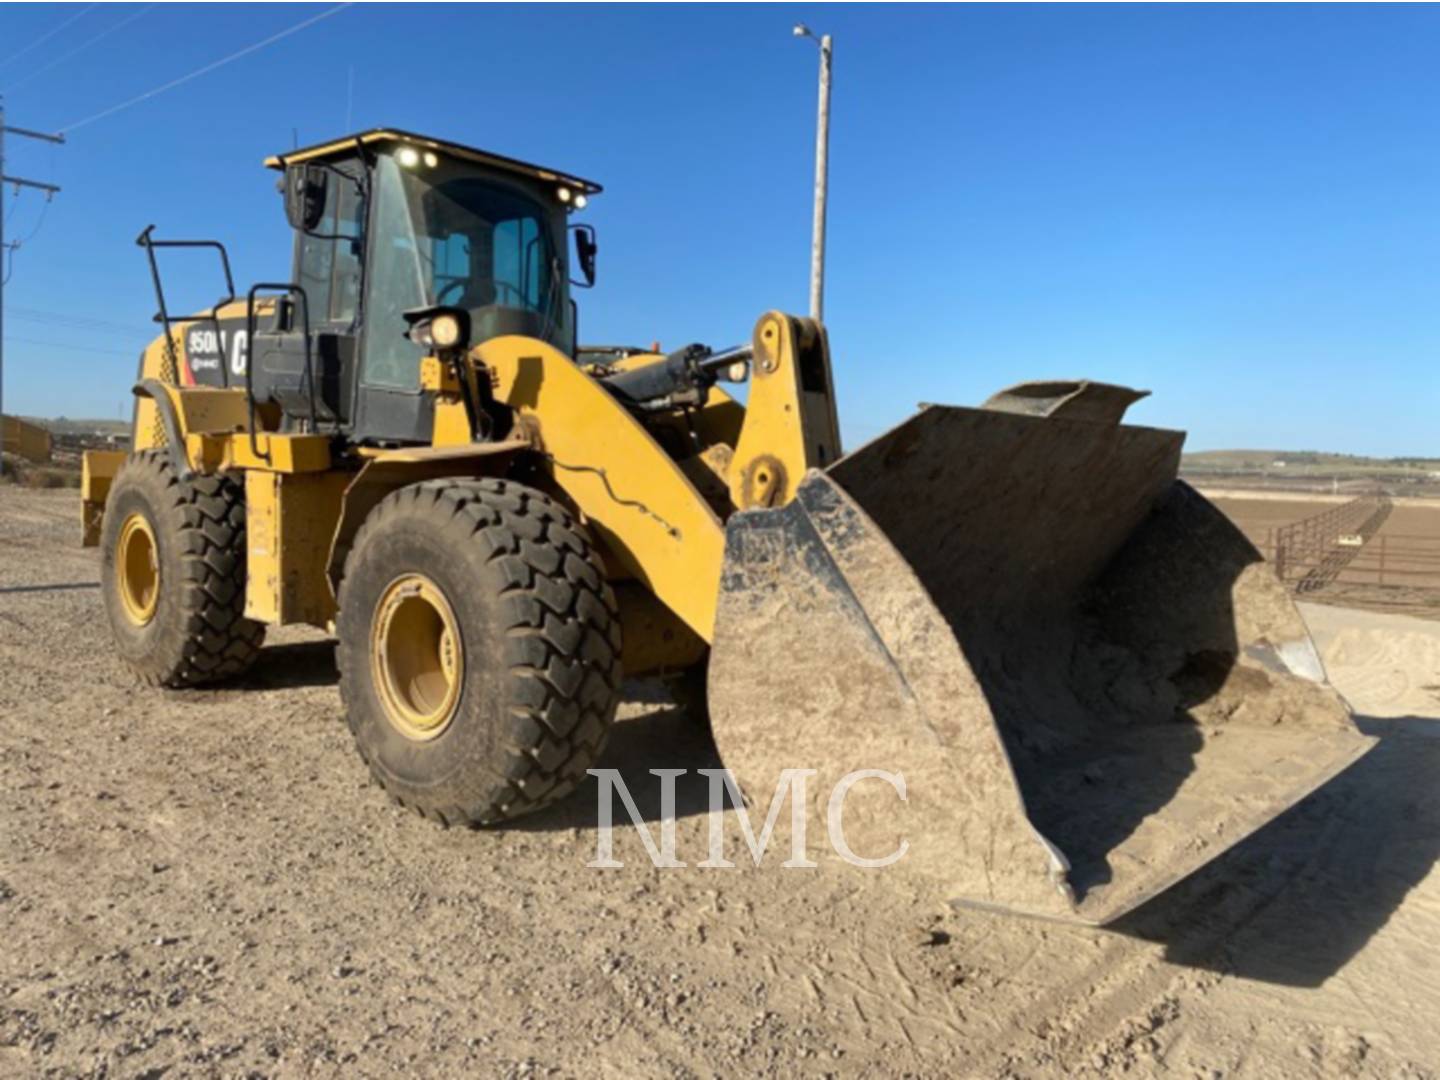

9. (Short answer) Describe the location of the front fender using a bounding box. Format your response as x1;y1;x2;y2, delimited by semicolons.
481;336;726;642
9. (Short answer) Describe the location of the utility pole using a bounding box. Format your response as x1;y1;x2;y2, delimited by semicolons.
0;98;63;479
793;25;832;323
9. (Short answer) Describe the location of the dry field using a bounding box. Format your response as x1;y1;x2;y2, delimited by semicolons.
3;486;1440;1078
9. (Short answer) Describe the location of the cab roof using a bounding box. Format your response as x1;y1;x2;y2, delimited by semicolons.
263;128;603;195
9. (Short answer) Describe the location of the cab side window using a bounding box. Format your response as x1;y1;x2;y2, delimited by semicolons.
360;155;425;390
493;216;546;308
293;164;365;329
330;180;364;325
295;191;337;326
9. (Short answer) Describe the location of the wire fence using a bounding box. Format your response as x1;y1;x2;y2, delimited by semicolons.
1234;493;1440;616
1266;493;1393;593
1257;529;1440;586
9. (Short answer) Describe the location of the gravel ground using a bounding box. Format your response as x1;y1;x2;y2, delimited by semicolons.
2;485;1439;1078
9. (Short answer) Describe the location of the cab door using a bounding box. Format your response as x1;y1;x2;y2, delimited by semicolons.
261;163;365;427
351;153;435;445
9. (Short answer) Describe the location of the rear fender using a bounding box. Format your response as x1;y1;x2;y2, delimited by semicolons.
131;380;255;478
80;450;128;547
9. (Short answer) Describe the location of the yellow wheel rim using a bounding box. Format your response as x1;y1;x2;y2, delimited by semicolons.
116;512;160;626
370;573;464;741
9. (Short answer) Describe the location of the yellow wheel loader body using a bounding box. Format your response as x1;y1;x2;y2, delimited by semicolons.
80;128;1372;925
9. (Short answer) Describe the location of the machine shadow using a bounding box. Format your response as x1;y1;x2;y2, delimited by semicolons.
0;581;101;595
823;408;1292;912
951;484;1259;905
1111;716;1440;987
240;640;339;690
514;683;732;832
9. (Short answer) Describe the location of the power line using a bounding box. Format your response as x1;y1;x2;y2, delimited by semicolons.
3;334;137;358
0;5;99;73
1;105;64;481
4;4;156;94
59;4;353;134
9;306;149;336
8;197;50;247
0;197;54;286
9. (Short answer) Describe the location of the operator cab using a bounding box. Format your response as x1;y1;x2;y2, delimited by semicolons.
255;129;600;444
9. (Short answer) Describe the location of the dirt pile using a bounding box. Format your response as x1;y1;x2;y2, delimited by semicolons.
1302;602;1440;718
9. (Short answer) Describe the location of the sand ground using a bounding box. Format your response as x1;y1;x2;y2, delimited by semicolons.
2;486;1438;1078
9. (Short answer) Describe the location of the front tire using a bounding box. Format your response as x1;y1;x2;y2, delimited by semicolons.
99;451;265;687
336;478;623;825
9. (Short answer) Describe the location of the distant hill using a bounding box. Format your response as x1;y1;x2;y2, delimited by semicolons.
1183;450;1440;495
22;417;129;437
1184;450;1440;474
1185;449;1440;470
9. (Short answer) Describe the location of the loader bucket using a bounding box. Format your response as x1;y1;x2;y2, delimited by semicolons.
707;392;1375;925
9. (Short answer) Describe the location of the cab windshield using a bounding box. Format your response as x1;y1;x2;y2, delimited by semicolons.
361;150;571;390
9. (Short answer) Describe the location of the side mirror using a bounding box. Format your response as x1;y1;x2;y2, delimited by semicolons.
572;224;597;288
284;164;329;232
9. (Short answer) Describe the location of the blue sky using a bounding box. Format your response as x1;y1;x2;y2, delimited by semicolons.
1;2;1437;454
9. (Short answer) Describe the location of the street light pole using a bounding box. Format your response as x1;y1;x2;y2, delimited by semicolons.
793;25;832;323
0;97;64;479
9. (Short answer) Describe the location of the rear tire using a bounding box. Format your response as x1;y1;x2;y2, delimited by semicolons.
335;478;622;825
100;451;265;687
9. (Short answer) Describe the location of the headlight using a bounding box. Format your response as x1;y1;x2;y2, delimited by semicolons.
398;147;419;167
430;312;462;348
403;305;471;353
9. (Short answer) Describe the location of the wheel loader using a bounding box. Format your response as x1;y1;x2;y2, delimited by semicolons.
80;129;1373;925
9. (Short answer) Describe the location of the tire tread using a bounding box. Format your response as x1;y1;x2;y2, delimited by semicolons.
106;451;265;688
336;477;622;826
